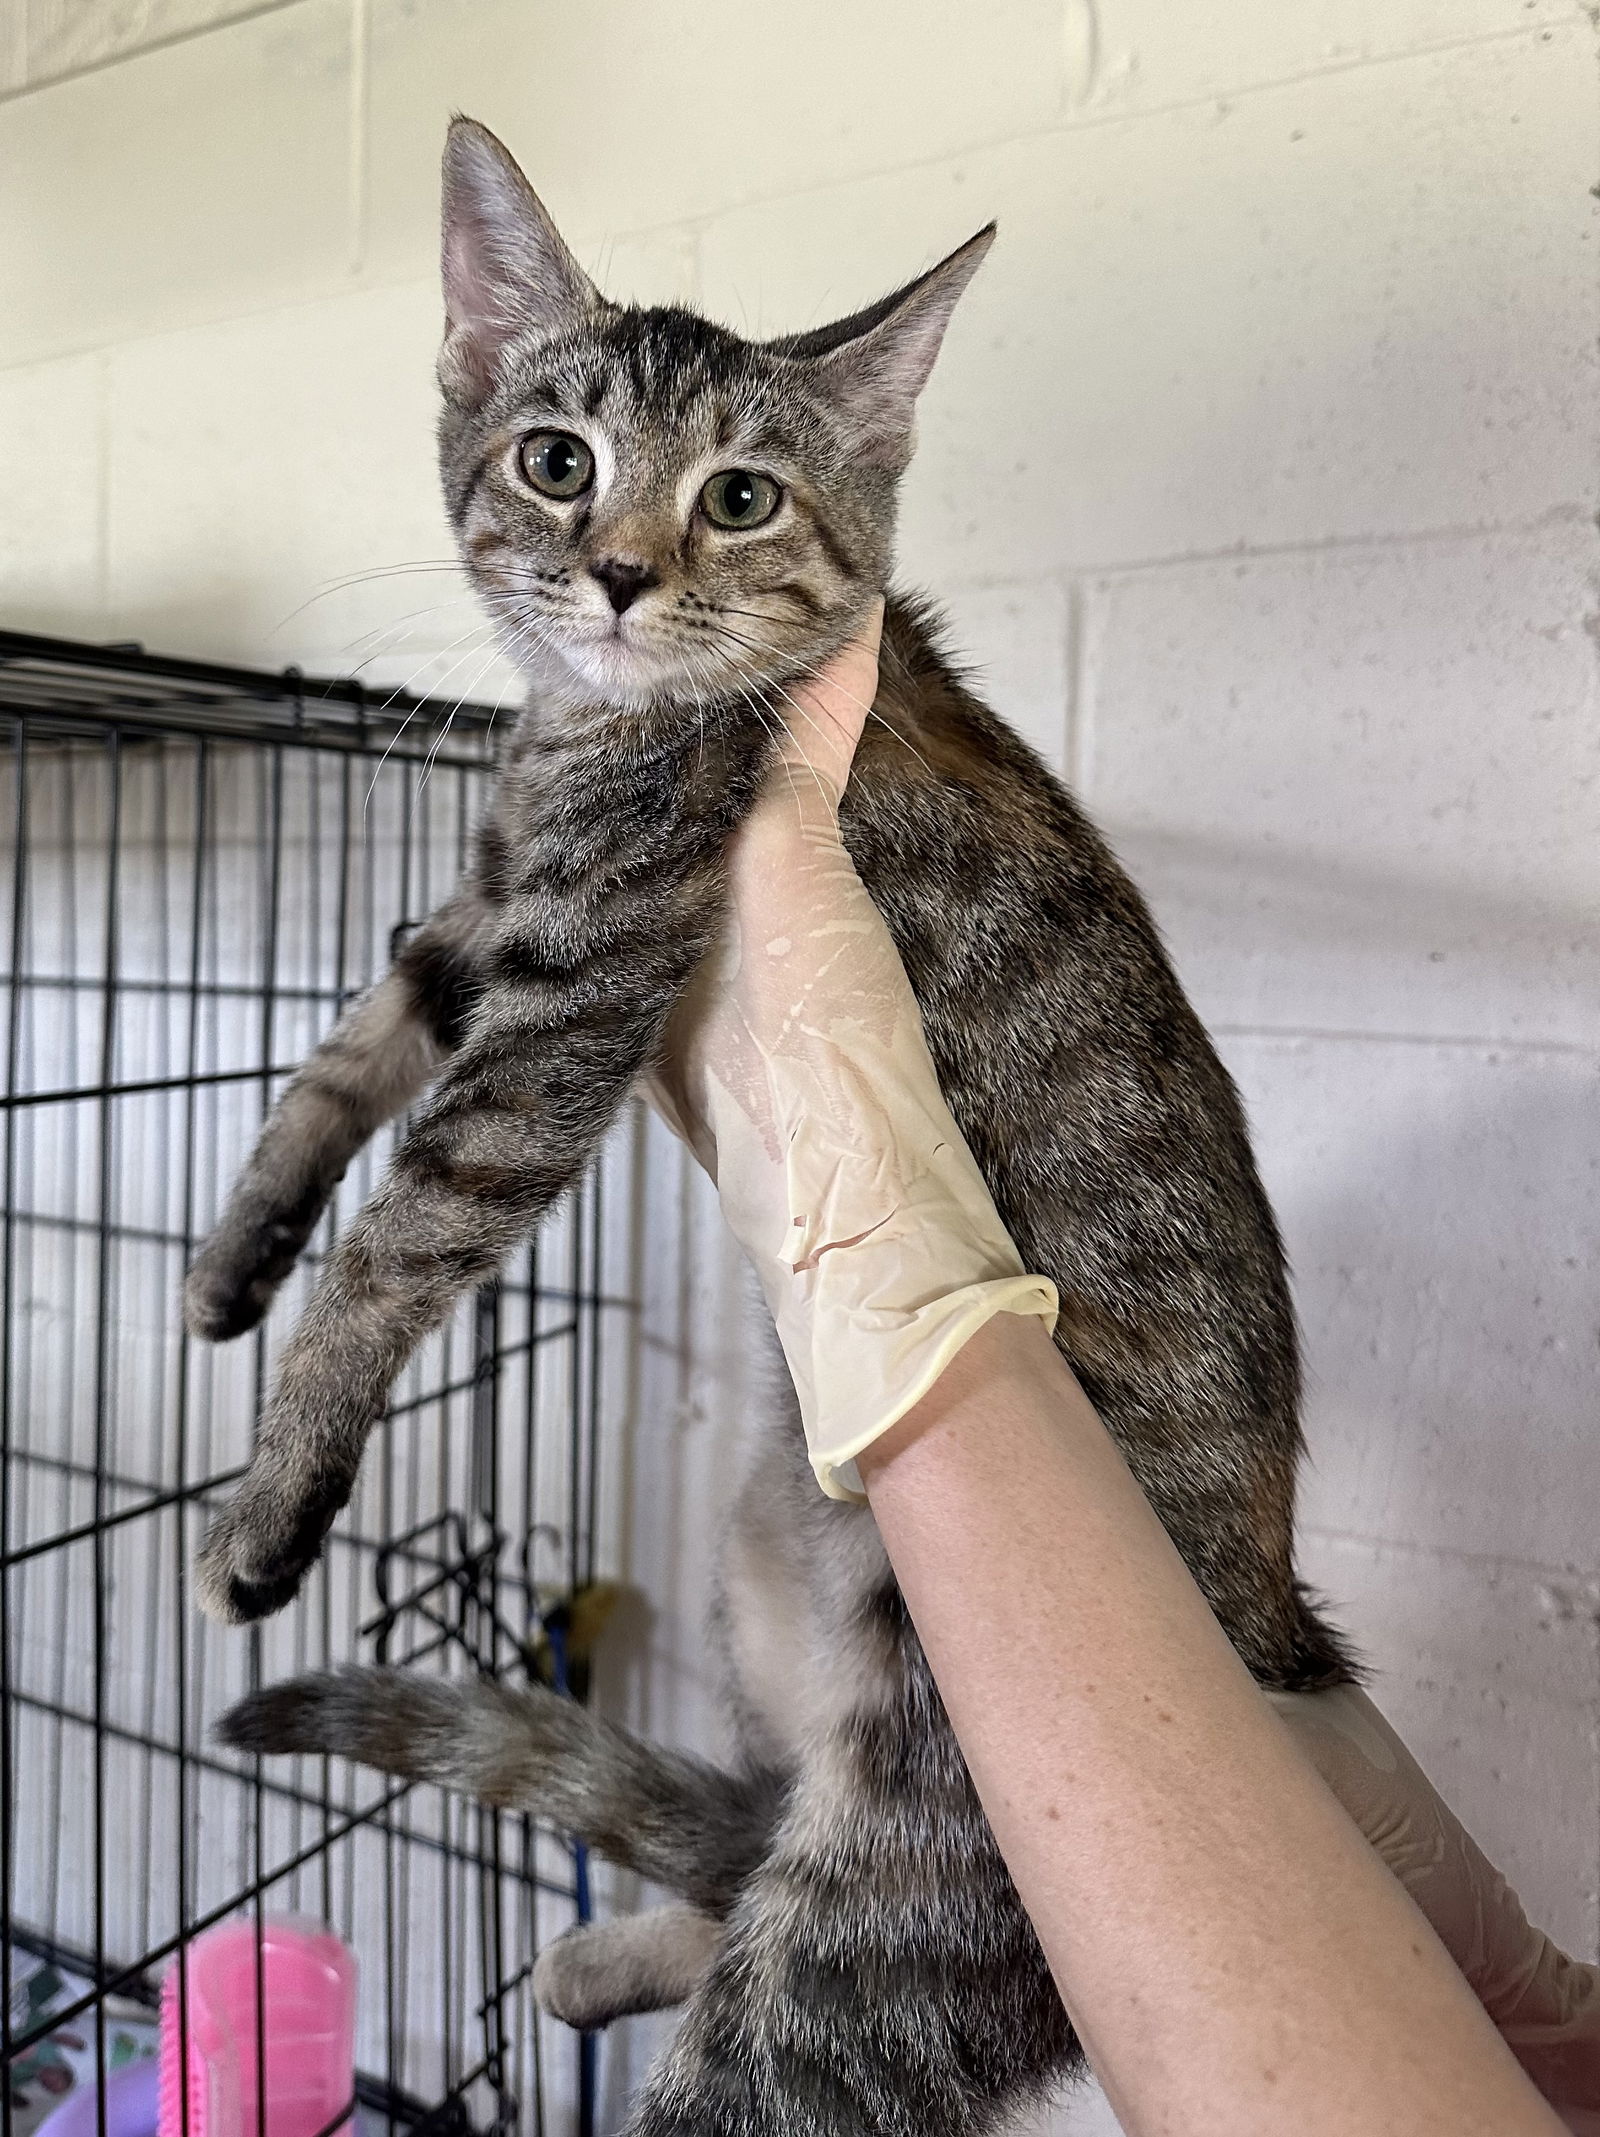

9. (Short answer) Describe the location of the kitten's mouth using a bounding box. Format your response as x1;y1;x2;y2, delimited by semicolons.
557;616;684;696
496;589;743;704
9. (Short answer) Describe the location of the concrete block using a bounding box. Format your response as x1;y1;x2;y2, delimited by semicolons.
361;0;1071;284
1223;1033;1600;1570
105;280;456;669
1081;522;1600;1049
0;352;108;637
21;0;291;88
699;30;1598;572
0;0;354;367
933;578;1072;773
1299;1531;1599;1958
1080;0;1582;114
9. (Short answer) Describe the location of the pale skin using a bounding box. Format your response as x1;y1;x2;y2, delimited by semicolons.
860;1317;1561;2137
665;607;1588;2136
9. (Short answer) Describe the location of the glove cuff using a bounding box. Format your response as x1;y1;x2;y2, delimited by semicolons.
808;1273;1060;1501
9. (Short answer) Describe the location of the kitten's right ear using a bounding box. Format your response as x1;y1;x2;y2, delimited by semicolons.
439;117;602;408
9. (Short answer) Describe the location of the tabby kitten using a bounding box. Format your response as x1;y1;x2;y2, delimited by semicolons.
210;118;1350;2135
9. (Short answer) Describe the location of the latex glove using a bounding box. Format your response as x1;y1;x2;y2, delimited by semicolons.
646;605;1057;1498
1274;1684;1600;2137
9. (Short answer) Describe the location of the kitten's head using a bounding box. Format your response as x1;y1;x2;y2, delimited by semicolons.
437;118;992;715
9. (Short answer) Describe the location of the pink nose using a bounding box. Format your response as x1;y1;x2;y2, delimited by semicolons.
590;557;658;614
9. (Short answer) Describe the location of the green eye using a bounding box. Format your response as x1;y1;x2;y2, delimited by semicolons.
518;430;594;500
700;469;781;530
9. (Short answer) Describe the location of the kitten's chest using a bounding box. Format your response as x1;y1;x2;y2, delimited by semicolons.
483;720;763;942
481;763;693;949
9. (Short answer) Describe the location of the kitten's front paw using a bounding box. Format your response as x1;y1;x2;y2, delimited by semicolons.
194;1472;350;1625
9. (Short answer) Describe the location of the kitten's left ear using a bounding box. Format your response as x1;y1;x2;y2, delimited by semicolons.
772;224;995;470
439;116;603;409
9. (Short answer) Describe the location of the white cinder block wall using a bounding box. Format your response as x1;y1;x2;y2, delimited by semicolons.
4;3;1597;2130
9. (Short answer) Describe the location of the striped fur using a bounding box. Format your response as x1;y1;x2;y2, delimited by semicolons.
192;710;767;1623
204;120;1352;2132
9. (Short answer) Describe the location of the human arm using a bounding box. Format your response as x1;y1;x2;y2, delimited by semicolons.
858;1317;1562;2137
654;612;1579;2135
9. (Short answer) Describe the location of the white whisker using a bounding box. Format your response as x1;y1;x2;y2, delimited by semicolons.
270;560;472;638
712;646;832;816
359;621;504;817
713;619;936;783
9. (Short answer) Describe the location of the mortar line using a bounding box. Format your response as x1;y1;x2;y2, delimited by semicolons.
0;0;307;105
1300;1522;1600;1585
348;0;370;280
525;15;1588;255
1211;1022;1598;1060
951;506;1597;590
1060;0;1100;114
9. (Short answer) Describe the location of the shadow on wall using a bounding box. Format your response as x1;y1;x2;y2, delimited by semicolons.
1101;819;1598;1568
1239;1033;1598;1569
1111;819;1598;1046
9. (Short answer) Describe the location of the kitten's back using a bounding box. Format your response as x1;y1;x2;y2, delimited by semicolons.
841;593;1350;1691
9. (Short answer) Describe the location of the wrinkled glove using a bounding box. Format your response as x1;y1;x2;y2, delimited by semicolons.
646;606;1057;1498
1274;1685;1600;2137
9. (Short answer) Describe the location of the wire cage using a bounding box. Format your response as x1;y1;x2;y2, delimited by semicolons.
0;629;629;2137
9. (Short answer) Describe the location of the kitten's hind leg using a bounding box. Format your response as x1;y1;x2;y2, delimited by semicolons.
183;889;488;1341
622;1654;1078;2136
534;1908;722;2031
217;1667;784;1915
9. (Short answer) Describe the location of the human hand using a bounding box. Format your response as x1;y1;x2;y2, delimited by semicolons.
1274;1684;1600;2136
646;602;1056;1497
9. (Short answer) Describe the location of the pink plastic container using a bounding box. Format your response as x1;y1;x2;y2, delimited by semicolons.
158;1917;357;2137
